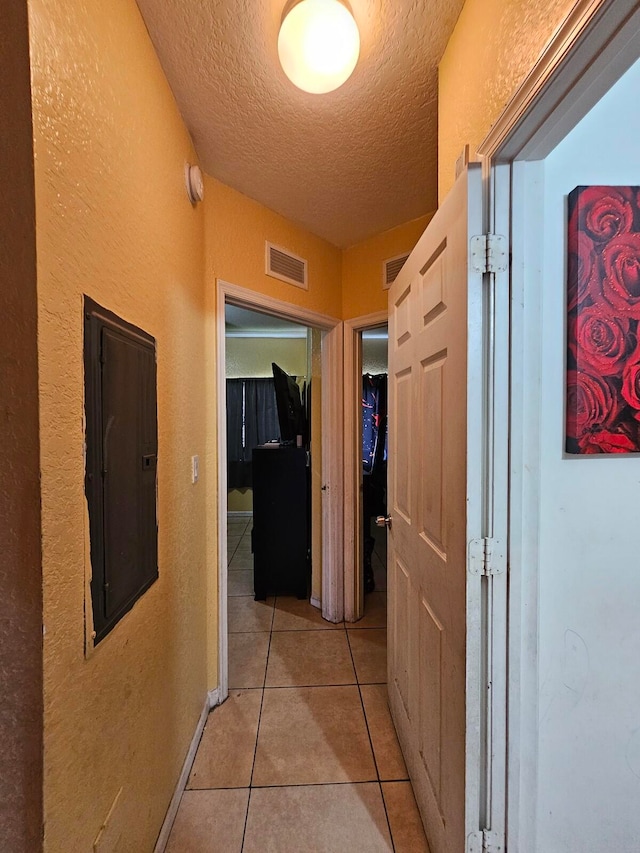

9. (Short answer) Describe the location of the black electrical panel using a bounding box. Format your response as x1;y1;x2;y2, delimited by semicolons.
84;297;158;643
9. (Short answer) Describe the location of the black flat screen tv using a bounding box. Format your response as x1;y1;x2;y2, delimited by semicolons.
272;362;307;446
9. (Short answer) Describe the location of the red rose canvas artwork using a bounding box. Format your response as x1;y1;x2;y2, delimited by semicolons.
566;185;640;454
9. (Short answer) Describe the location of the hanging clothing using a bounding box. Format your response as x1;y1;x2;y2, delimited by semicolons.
227;378;279;489
362;372;388;593
362;373;388;475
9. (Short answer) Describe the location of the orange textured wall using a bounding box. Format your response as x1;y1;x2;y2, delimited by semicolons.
205;178;342;319
439;0;576;201
342;214;433;320
29;0;211;849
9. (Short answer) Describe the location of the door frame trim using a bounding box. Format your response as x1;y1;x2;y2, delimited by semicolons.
475;1;640;848
343;310;388;623
478;0;639;165
320;320;345;623
215;279;342;700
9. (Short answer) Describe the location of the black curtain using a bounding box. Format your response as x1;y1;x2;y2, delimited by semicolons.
245;379;280;452
227;379;246;488
227;378;279;489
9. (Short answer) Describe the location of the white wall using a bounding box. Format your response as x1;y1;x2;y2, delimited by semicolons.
533;56;640;852
225;335;307;379
362;332;388;375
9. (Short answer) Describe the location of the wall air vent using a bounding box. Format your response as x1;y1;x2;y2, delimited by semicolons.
266;242;308;290
383;253;410;290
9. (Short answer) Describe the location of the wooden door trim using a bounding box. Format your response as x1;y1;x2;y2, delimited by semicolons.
320;323;345;623
343;311;388;623
215;280;342;699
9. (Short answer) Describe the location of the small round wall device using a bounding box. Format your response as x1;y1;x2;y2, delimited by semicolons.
185;164;204;204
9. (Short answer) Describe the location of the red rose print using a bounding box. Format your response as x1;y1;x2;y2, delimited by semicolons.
566;186;640;454
621;359;640;416
598;233;640;318
566;370;621;440
567;231;598;310
569;308;631;376
578;427;637;454
569;186;635;244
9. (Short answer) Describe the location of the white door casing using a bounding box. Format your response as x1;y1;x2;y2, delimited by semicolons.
476;3;640;848
320;321;344;623
343;310;388;623
525;57;640;853
215;280;343;699
387;165;485;853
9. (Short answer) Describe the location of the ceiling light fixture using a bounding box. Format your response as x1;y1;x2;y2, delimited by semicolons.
278;0;360;95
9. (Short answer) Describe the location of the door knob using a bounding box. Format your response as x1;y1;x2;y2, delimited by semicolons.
376;515;392;528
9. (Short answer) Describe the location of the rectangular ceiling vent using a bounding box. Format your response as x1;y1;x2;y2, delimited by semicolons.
383;253;410;290
266;242;308;290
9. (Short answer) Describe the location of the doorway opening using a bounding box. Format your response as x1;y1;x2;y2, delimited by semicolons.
474;7;640;848
361;326;389;619
216;279;343;702
491;51;640;853
224;302;319;593
343;310;388;624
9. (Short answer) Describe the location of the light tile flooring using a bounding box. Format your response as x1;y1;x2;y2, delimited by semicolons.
166;516;429;852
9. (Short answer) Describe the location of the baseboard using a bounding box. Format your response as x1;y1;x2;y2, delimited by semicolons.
227;511;253;518
208;687;222;708
153;694;213;852
310;596;321;610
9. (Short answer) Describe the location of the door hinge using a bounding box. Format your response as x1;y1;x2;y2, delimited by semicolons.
468;537;506;577
467;829;504;853
470;234;508;274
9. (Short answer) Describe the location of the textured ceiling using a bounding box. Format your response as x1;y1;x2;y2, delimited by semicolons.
136;0;465;247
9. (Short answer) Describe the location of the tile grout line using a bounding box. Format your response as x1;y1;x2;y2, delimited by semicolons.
227;553;394;850
260;681;383;690
378;781;397;853
345;630;380;777
238;721;261;847
357;585;396;851
240;591;276;852
245;609;380;844
188;778;410;793
233;625;349;633
226;519;250;567
230;517;256;852
345;627;397;853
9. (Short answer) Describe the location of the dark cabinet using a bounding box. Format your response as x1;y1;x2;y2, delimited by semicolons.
252;445;310;600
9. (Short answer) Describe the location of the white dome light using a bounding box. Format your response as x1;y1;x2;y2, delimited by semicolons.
278;0;360;94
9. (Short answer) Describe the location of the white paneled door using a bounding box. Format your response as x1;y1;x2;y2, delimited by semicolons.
387;165;485;853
